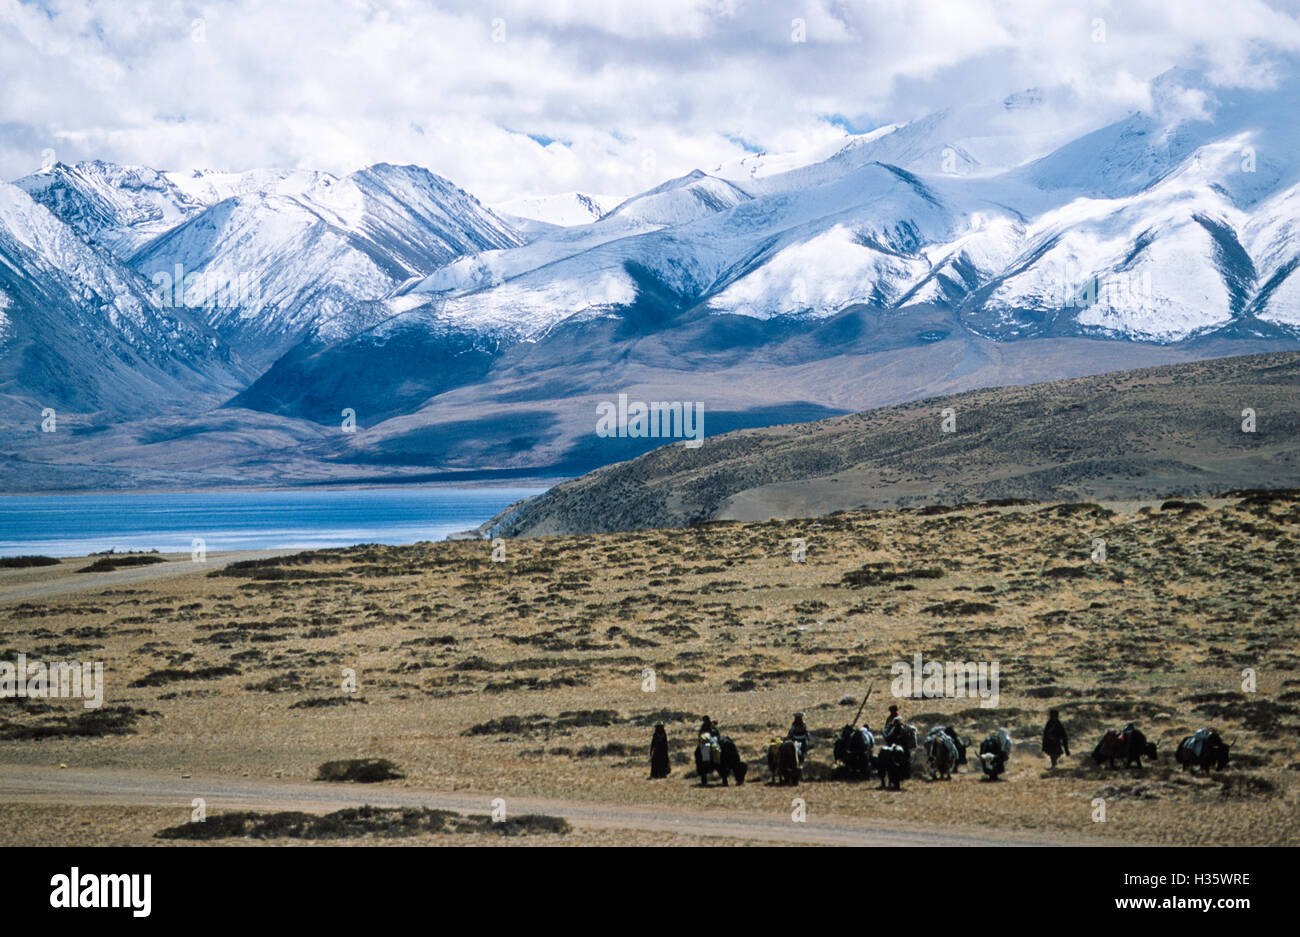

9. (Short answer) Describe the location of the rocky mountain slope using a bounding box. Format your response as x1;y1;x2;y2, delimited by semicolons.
488;351;1300;536
0;182;244;419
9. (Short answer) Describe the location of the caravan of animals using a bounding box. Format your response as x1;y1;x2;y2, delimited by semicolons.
679;699;1227;789
2;492;1295;847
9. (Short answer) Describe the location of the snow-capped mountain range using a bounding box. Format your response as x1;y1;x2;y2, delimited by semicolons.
359;68;1300;348
2;63;1298;486
14;161;520;370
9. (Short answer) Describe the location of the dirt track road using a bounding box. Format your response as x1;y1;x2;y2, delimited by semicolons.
0;764;1109;846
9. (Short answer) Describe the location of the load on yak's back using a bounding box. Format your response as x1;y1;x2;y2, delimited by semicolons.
1175;728;1232;773
1091;722;1157;769
767;737;803;786
767;711;814;785
694;716;746;786
883;719;919;752
833;725;874;777
924;726;961;780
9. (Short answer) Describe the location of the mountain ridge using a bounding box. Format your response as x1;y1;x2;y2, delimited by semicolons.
4;62;1300;489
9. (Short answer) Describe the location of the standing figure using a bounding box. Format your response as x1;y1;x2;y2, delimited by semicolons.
649;722;671;779
1041;709;1070;768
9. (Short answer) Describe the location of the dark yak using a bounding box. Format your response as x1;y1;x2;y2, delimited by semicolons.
874;743;908;790
833;725;874;778
1091;723;1157;769
978;729;1012;780
767;738;802;786
924;726;959;780
941;725;968;770
883;721;919;779
695;734;747;786
1175;729;1231;773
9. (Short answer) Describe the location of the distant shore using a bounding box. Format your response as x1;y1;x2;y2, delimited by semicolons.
0;486;547;559
0;476;566;499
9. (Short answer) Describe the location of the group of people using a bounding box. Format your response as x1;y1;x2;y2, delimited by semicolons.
648;704;1074;778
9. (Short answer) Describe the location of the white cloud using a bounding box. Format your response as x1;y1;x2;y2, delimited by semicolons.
1;0;1298;200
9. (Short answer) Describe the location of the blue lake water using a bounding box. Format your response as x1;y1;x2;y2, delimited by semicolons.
0;487;546;557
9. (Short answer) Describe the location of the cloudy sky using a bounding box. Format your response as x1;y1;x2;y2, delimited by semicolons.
3;0;1300;202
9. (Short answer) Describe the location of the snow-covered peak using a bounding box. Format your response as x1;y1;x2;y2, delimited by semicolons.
710;129;899;186
0;180;241;415
601;170;752;227
1020;64;1300;202
342;163;520;257
126;161;521;367
163;166;334;205
15;160;207;258
492;191;623;228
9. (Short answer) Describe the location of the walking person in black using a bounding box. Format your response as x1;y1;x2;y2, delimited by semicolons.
649;722;671;779
1042;709;1070;768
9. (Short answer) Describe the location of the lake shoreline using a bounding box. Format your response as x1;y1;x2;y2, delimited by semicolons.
0;487;547;558
0;477;567;500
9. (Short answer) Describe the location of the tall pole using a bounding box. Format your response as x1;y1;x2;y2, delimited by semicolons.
852;682;874;728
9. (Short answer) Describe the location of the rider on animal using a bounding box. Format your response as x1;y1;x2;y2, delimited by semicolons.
785;712;812;757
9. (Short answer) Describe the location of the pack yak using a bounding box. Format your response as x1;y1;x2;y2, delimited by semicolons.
833;725;874;778
695;735;747;786
1175;729;1231;773
1091;724;1157;769
874;744;908;790
768;738;803;786
979;729;1012;780
884;721;919;779
884;720;919;753
924;726;959;780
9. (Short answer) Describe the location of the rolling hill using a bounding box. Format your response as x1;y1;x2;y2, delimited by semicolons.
488;351;1300;537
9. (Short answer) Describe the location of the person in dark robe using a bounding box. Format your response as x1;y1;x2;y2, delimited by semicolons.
649;722;671;779
698;716;720;741
1041;709;1070;768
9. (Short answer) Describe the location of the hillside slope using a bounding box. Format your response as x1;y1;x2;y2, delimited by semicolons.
491;351;1300;536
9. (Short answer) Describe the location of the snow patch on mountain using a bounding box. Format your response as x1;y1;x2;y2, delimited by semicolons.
0;288;11;344
410;266;639;339
493;191;622;227
981;142;1261;340
1243;183;1300;326
706;223;931;319
163;167;334;206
